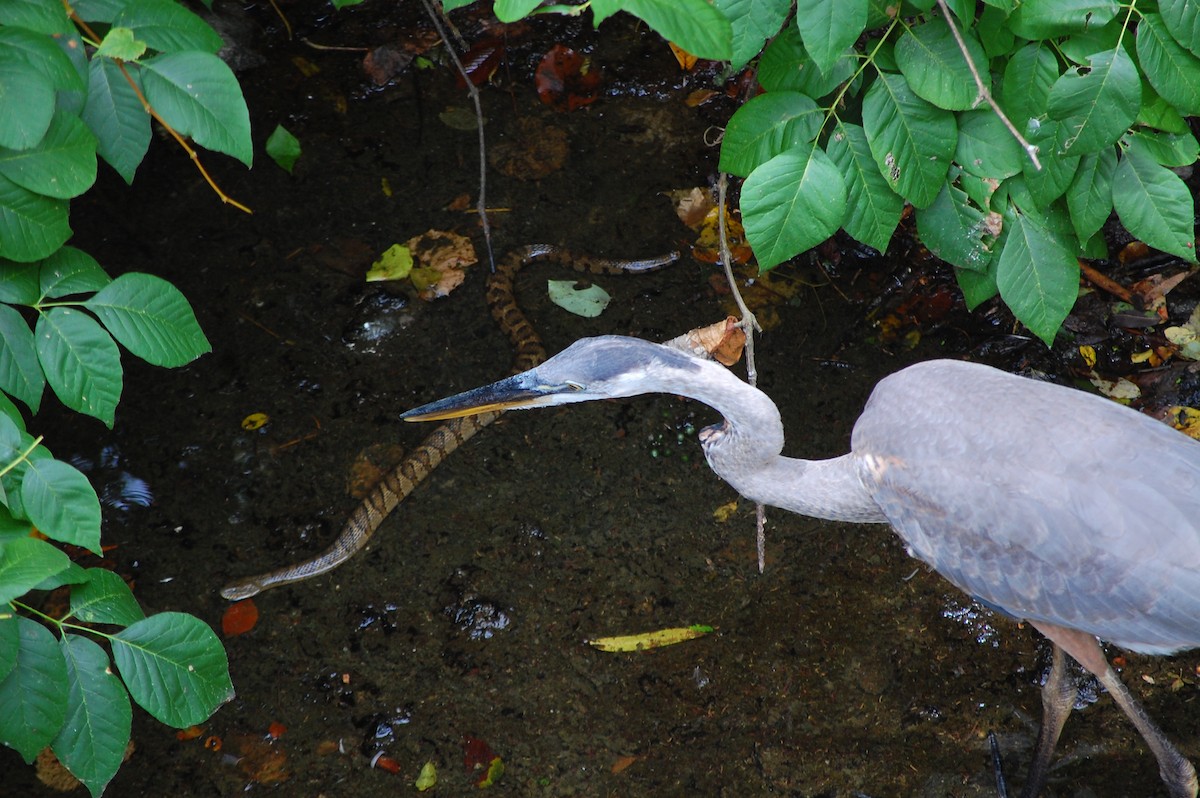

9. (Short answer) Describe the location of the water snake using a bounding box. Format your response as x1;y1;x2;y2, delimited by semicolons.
220;244;678;600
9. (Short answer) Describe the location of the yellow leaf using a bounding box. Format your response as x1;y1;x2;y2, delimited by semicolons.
366;244;413;282
588;625;714;652
415;760;437;791
241;412;269;431
712;500;738;522
1078;345;1097;367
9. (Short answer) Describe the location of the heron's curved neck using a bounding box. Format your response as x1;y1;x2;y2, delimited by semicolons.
674;359;886;524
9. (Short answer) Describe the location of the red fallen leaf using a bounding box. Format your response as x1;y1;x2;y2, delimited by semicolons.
222;599;259;637
463;735;504;787
267;721;287;740
457;37;505;88
535;44;602;111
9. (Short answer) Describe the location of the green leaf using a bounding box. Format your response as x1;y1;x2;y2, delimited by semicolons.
1000;43;1058;133
0;616;68;762
0;0;73;35
1126;128;1200;167
826;121;902;253
0;617;16;681
1137;12;1200;115
0;173;71;262
1023;121;1080;205
442;0;477;9
1066;147;1116;244
492;0;543;20
0;537;70;604
719;92;821;177
113;0;224;53
141;52;253;167
916;183;994;271
0;26;85;92
977;5;1016;58
1138;81;1190;133
1046;46;1140;155
35;560;90;591
54;635;132;798
1112;147;1197;262
713;0;790;69
0;303;43;412
1008;0;1119;39
112;612;234;727
547;280;611;317
0;63;54;151
955;110;1024;180
82;58;152;184
862;72;956;208
956;262;998;309
794;0;866;74
70;569;146;626
21;458;102;553
0;260;40;303
84;273;211;367
0;111;98;200
742;144;847;271
619;0;733;61
757;24;855;97
995;208;1080;346
39;246;112;299
34;307;122;427
266;124;301;173
895;15;989;111
95;26;148;61
1161;0;1200;56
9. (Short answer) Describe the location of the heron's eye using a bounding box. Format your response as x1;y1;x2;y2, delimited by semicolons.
565;381;584;392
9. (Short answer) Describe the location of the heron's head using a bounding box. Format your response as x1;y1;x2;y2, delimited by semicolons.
400;335;704;421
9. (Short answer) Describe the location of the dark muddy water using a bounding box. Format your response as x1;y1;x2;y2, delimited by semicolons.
5;3;1198;797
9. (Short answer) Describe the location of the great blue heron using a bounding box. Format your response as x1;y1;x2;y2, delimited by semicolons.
400;335;1200;798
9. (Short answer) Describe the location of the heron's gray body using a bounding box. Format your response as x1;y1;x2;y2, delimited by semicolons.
401;334;1200;797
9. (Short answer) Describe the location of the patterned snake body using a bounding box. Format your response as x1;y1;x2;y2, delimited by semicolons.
220;245;677;600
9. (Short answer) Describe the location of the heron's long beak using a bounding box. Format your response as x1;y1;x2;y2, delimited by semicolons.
400;371;579;421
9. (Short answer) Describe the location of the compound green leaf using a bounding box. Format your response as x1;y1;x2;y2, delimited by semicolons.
794;0;866;73
1066;147;1116;244
22;458;101;553
713;0;790;69
0;63;54;151
1138;12;1200;115
620;0;732;61
995;208;1079;346
916;183;994;272
34;307;122;427
54;635;132;798
742;144;847;270
112;612;235;728
0;174;69;263
0;111;98;200
0;303;43;412
85;273;211;367
862;72;956;208
141;52;252;167
1112;146;1197;262
1047;47;1140;155
70;569;146;626
81;58;152;184
113;0;224;53
0;537;70;605
38;246;112;299
0;0;73;35
1161;0;1200;56
826;121;902;253
719;92;821;177
895;15;988;111
0;26;85;92
0;616;68;762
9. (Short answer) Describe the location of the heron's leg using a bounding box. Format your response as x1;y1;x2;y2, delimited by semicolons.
1032;622;1199;798
1017;641;1076;798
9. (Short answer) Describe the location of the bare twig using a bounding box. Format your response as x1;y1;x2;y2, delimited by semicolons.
717;172;768;573
934;0;1041;171
421;0;495;271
